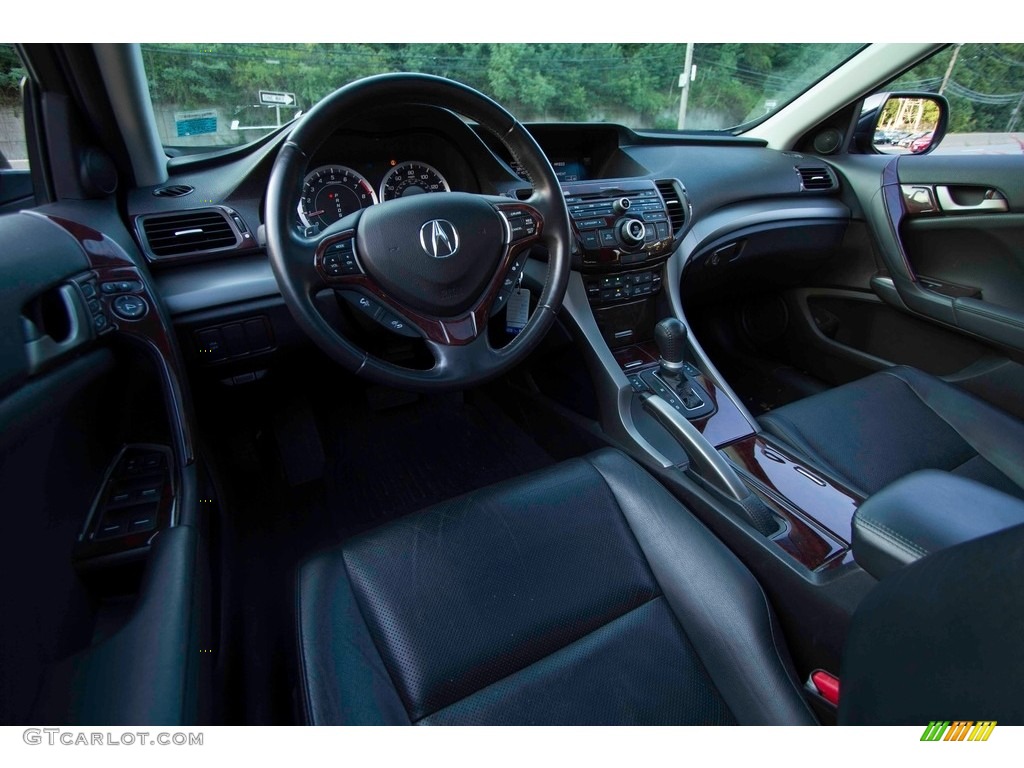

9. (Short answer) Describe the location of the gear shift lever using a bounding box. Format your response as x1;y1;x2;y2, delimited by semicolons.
654;317;687;373
653;317;704;410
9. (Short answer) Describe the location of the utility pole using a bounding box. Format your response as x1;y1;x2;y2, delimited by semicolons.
677;43;695;130
939;44;962;95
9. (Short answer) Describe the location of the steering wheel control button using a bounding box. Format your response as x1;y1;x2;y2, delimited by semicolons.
343;291;395;328
111;294;148;321
380;312;418;338
504;208;539;241
340;291;419;338
323;239;360;277
101;280;143;294
341;291;382;319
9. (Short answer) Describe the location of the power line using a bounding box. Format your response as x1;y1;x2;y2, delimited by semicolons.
945;80;1023;106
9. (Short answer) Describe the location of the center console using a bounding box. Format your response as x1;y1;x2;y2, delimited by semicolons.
531;173;878;699
560;176;865;575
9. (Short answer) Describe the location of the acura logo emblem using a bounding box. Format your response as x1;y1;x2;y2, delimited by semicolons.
419;219;459;259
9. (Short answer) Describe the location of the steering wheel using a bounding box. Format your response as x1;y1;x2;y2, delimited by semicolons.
265;73;572;392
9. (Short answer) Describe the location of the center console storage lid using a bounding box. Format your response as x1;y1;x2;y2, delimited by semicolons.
852;470;1024;580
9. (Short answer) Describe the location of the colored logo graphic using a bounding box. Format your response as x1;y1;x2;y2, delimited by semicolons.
920;721;997;741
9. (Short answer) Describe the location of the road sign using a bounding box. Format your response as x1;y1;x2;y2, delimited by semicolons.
174;109;218;137
259;90;296;107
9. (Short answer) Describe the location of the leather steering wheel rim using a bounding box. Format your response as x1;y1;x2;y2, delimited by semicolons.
265;73;572;392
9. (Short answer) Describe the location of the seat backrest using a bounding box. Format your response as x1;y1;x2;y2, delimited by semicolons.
839;522;1024;724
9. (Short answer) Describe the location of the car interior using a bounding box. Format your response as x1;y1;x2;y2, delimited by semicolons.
1;42;1022;726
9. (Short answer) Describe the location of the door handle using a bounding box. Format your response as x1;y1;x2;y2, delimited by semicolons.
23;283;93;375
935;185;1009;213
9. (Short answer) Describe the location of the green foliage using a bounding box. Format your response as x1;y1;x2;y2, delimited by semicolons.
139;43;863;132
0;45;26;105
136;43;1024;140
890;44;1024;133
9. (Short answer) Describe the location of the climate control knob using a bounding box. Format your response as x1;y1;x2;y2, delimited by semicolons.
618;218;646;247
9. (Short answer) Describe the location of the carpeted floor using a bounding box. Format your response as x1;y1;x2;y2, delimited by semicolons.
200;368;562;723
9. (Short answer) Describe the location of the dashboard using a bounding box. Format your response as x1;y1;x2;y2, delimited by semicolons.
129;104;849;326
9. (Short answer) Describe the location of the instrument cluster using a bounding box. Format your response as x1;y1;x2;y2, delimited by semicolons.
297;159;453;233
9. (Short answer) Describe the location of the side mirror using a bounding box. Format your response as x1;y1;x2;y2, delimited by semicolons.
855;92;949;156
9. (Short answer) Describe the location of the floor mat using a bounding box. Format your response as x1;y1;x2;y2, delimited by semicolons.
323;391;556;537
722;362;830;416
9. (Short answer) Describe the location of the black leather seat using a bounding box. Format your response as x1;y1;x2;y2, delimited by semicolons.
296;449;816;725
759;365;1024;500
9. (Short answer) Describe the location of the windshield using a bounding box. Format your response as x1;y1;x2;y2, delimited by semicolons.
142;43;864;152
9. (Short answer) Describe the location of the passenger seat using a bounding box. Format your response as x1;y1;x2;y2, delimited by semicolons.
758;365;1024;500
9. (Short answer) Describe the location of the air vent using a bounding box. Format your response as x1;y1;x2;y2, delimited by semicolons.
655;179;687;235
796;166;837;192
140;209;238;260
152;184;195;198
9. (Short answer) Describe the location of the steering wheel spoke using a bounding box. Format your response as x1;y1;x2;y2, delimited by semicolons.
423;332;502;382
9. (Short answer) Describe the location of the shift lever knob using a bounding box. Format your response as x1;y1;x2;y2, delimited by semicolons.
654;317;687;372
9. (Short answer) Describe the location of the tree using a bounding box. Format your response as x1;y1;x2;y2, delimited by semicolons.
0;45;26;105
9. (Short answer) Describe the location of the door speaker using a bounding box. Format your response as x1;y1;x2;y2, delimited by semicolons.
812;128;844;155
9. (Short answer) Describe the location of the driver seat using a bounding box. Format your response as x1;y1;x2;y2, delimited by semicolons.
296;449;814;725
296;448;1024;724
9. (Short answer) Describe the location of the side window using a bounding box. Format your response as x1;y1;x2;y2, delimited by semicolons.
0;44;29;171
0;44;34;211
888;44;1024;155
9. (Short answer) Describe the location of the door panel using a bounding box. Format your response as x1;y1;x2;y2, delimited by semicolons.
886;154;1024;353
0;208;210;724
901;215;1024;314
793;154;1024;418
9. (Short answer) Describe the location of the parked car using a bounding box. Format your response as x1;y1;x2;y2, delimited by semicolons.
0;42;1021;729
910;131;934;152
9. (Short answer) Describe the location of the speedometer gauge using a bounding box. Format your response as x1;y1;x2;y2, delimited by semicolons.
298;165;377;232
380;161;450;202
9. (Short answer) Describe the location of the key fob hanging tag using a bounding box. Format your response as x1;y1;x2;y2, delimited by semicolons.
505;288;531;335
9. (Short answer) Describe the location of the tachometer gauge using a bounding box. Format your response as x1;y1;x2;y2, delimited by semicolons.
379;161;450;201
298;165;377;232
